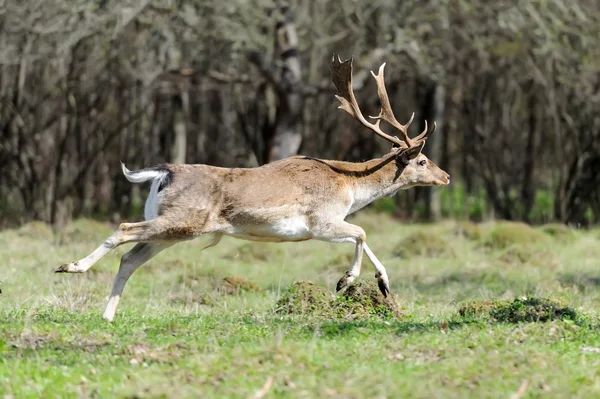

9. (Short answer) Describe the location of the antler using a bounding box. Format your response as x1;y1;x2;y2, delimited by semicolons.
330;54;435;148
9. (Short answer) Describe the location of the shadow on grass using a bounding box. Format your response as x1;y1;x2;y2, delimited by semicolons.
303;318;483;339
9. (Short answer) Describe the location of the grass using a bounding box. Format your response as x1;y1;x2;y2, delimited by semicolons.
1;214;600;398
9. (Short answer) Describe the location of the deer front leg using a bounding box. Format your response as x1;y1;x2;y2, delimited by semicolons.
335;233;365;292
312;222;366;293
363;243;390;297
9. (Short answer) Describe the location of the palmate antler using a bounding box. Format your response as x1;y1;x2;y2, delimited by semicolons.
330;54;435;149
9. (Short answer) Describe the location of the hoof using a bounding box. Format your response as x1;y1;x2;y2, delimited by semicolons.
55;262;80;273
336;277;348;292
55;264;70;273
336;271;353;292
102;314;115;323
377;277;390;298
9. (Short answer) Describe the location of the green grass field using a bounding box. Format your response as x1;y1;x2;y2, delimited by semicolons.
1;213;600;398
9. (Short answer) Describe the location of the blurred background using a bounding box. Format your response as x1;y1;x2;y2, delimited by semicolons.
1;0;599;229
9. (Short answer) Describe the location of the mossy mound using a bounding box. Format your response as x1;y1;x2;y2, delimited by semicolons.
16;221;54;241
458;297;576;323
491;297;576;323
335;280;402;319
394;231;454;258
275;280;402;320
482;222;553;264
483;222;549;250
452;221;482;241
539;223;576;243
217;275;263;295
275;281;332;316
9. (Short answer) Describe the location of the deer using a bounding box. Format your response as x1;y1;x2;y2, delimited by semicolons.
55;54;450;322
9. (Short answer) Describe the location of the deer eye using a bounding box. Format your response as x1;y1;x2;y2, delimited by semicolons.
418;160;427;166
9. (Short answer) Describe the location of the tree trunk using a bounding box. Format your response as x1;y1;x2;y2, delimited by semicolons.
421;82;445;221
267;2;304;162
171;92;188;164
520;87;537;222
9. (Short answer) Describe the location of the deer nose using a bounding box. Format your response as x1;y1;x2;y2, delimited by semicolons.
445;173;450;184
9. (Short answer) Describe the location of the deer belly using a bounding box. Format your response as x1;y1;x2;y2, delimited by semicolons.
228;216;312;242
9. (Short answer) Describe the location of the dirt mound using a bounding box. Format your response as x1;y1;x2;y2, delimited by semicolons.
394;231;454;258
275;280;402;320
458;297;576;323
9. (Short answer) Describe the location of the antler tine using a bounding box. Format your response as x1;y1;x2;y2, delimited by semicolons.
414;121;437;142
330;54;405;148
369;63;413;147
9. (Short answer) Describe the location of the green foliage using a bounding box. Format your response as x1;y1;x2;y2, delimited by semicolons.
439;184;487;221
371;198;395;214
529;190;555;223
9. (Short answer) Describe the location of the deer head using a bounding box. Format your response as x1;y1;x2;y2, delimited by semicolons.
330;54;449;189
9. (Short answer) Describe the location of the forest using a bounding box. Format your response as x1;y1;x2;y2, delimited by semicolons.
2;0;600;228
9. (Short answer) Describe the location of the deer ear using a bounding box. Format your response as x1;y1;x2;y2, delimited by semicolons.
400;141;426;164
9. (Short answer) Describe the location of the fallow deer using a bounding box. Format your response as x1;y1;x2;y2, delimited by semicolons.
56;55;449;321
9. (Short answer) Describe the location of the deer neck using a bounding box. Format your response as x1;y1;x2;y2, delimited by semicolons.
346;153;408;214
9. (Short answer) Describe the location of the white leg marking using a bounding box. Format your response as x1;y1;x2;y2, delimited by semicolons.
363;243;390;293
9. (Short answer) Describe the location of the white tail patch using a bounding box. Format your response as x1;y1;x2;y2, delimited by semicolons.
121;162;168;221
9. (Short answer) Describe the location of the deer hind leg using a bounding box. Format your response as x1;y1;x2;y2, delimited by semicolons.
56;217;203;273
102;242;170;322
102;233;222;322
